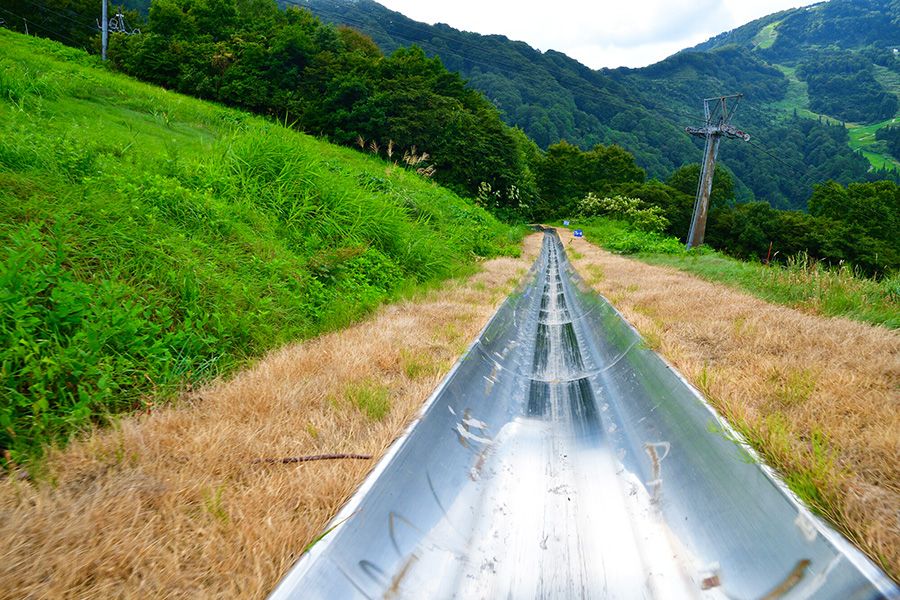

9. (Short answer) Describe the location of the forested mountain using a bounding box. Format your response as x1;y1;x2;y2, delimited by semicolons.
6;0;897;208
108;1;539;208
3;0;898;274
299;0;900;209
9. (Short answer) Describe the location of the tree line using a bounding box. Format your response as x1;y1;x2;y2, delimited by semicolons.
297;0;895;211
105;0;536;208
537;139;899;275
4;0;898;275
876;126;900;162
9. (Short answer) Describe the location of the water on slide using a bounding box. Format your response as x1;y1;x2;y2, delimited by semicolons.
271;231;896;599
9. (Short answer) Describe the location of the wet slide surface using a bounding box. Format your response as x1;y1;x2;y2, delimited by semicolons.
271;231;896;599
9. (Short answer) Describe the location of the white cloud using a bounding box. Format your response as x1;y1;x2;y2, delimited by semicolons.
374;0;819;68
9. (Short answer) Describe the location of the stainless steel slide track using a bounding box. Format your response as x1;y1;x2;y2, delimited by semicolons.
270;230;896;599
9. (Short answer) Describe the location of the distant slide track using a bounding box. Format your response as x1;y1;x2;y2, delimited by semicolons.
271;230;896;599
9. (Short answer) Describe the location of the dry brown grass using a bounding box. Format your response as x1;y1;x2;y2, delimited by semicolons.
0;234;542;599
565;237;900;579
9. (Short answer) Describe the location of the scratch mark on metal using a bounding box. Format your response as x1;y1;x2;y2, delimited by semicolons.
455;423;492;446
794;512;818;543
644;441;671;503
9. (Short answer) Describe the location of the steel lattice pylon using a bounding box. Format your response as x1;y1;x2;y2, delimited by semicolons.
685;94;751;249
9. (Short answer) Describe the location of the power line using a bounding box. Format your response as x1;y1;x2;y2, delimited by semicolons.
17;0;98;32
0;6;88;46
745;138;816;187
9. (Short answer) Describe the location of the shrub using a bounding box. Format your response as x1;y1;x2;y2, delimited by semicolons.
572;218;685;255
577;193;670;233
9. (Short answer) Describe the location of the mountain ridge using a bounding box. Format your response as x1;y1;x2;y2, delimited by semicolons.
301;0;899;209
6;0;898;209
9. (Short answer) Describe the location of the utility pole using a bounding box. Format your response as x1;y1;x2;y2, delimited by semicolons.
101;0;108;60
98;3;139;58
684;95;750;249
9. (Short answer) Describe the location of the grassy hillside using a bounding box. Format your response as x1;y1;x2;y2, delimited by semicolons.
849;117;900;171
561;219;899;329
701;0;900;173
751;21;781;50
7;0;899;209
767;64;900;171
0;30;524;463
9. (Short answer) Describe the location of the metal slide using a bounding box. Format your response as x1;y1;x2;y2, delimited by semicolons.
271;230;896;599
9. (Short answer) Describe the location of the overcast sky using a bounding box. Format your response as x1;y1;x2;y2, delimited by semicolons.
375;0;820;69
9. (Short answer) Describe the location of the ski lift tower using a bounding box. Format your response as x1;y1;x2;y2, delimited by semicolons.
684;94;751;249
98;1;140;60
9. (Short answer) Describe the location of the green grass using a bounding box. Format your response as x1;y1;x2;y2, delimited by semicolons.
565;218;685;255
731;411;847;542
770;65;810;115
399;349;441;379
752;21;780;50
0;30;524;464
563;218;899;329
847;116;900;172
770;65;841;124
845;63;900;173
345;381;391;421
769;64;899;172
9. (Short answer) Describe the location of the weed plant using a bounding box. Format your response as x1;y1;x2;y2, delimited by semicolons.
0;30;523;464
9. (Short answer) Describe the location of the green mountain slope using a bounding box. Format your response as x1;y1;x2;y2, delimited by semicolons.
0;29;522;461
300;0;899;209
695;0;900;171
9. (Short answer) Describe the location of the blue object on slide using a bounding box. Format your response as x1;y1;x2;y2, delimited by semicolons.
573;229;583;237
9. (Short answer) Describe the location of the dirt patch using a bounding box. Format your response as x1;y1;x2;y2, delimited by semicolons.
564;235;900;579
0;235;542;599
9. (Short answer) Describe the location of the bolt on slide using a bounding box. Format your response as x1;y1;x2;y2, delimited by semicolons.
270;230;897;599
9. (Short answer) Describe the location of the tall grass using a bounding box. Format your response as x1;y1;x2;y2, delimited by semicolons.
571;218;684;255
0;29;523;464
564;217;898;328
568;234;900;577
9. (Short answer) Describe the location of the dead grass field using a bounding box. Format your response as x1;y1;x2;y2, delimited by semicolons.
565;236;900;579
2;231;897;596
0;235;542;599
